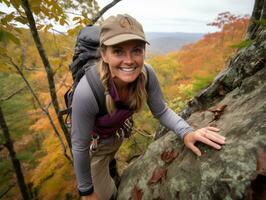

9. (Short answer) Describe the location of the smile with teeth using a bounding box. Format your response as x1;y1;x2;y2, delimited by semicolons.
119;66;137;72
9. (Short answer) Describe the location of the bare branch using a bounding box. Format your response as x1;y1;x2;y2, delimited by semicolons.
52;28;67;35
91;0;122;24
65;11;83;16
0;86;27;103
0;183;16;199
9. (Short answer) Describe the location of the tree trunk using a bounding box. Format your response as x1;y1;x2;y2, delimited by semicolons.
0;106;30;200
246;0;265;39
20;0;71;149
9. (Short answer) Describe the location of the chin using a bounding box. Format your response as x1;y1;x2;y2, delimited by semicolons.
120;76;138;83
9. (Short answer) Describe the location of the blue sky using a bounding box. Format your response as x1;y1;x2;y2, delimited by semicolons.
97;0;255;33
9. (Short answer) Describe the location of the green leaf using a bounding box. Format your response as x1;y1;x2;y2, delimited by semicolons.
0;11;7;15
67;25;83;36
10;0;21;9
2;0;11;7
0;29;20;45
72;16;81;21
1;13;15;25
30;0;42;7
14;16;28;24
230;39;253;49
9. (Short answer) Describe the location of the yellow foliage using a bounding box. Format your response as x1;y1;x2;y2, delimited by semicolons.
30;134;73;196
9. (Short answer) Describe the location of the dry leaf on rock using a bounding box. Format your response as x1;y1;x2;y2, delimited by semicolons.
208;104;227;123
148;168;167;184
161;150;178;164
132;185;143;200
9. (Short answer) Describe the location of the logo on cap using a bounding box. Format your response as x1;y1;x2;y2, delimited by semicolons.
119;16;135;30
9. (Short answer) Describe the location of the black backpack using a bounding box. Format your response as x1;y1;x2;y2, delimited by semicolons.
59;26;106;126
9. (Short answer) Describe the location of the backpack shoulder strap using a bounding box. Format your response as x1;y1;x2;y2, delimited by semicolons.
85;65;107;116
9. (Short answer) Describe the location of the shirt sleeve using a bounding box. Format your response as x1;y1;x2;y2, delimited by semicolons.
71;76;99;193
145;64;194;139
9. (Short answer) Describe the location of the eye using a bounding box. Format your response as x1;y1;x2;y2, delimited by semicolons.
132;48;144;55
112;49;124;56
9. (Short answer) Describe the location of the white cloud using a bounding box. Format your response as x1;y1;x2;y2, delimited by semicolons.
97;0;255;33
0;0;255;33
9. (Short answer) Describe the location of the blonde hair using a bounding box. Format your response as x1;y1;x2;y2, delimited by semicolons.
97;51;147;115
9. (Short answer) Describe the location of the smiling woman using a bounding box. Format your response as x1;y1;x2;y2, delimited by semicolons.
71;13;226;200
101;41;145;86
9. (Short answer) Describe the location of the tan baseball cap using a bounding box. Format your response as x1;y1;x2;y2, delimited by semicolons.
100;14;149;46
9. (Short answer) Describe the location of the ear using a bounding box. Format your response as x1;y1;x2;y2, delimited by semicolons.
101;51;109;63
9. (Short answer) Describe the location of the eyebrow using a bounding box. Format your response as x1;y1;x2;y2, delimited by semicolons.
112;44;144;49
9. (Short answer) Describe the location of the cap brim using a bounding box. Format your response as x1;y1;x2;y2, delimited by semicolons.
102;33;149;46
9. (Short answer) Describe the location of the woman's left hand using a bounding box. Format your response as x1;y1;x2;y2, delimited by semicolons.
183;126;226;156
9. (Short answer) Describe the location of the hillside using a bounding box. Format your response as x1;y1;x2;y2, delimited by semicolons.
146;32;203;55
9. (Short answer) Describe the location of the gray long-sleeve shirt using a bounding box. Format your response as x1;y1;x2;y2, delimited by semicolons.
71;64;194;193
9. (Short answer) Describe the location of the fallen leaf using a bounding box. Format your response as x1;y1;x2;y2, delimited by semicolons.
148;168;167;184
208;104;227;123
161;150;178;164
208;104;227;113
257;148;266;175
132;185;143;200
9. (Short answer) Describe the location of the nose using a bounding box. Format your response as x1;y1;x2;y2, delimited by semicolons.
123;52;134;66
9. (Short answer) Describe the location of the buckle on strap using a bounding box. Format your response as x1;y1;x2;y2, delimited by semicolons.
90;134;100;152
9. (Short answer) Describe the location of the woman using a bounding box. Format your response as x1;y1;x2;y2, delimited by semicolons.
71;14;226;200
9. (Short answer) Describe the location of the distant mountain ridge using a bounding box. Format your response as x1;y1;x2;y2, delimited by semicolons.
146;32;204;55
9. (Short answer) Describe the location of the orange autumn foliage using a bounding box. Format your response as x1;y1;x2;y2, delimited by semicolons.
148;13;249;101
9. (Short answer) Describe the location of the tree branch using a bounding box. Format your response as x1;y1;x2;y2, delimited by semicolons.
91;0;122;24
0;183;16;199
0;87;27;103
52;28;66;35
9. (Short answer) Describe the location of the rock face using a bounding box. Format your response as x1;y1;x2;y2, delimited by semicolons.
117;31;266;200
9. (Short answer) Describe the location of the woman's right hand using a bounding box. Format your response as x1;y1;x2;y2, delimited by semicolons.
81;192;100;200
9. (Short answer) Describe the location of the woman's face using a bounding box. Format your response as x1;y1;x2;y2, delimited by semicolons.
101;40;145;87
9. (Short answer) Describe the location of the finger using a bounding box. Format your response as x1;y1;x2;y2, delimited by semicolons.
198;136;222;149
206;126;220;132
187;143;202;156
209;131;226;141
205;133;225;144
